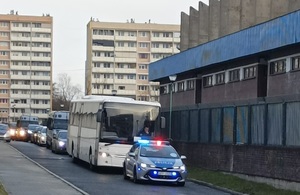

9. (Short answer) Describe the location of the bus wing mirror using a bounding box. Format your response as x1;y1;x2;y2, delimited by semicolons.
160;116;166;129
96;111;102;122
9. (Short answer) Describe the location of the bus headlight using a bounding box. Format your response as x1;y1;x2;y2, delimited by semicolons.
41;136;45;140
99;152;110;158
10;129;15;136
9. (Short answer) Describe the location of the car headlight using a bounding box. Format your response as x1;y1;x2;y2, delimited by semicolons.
19;130;25;136
10;129;15;136
173;165;186;171
59;141;65;147
28;130;33;134
41;136;45;140
140;163;147;168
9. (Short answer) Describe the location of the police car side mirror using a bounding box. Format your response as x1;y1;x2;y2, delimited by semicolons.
128;152;135;157
181;155;187;160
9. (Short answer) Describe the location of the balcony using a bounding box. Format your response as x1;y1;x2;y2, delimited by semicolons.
10;65;30;71
11;75;31;80
91;78;114;83
151;37;174;42
31;85;51;90
92;56;114;62
11;27;31;32
10;46;31;51
31;37;51;43
115;35;136;41
150;48;173;53
31;66;51;71
31;75;51;81
92;35;114;40
31;28;52;33
115;79;136;84
31;47;51;52
10;84;31;90
115;57;136;63
92;67;114;73
92;45;114;51
114;68;136;74
31;56;51;62
10;36;31;42
10;55;31;61
115;47;136;52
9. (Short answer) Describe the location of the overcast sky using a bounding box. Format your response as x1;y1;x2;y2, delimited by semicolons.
1;0;209;90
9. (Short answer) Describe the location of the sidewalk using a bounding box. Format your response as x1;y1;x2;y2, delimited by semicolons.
0;141;86;195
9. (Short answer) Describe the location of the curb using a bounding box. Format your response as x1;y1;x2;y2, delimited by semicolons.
8;143;89;195
188;178;248;195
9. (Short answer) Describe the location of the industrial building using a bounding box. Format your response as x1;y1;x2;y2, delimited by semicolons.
0;11;52;123
85;20;180;101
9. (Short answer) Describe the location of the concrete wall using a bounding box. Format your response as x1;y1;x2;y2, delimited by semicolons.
180;12;190;51
189;7;199;48
181;0;300;51
198;2;209;45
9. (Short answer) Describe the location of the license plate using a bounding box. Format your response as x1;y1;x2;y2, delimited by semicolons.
158;172;172;176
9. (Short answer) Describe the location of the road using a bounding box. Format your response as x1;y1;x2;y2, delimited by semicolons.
10;141;230;195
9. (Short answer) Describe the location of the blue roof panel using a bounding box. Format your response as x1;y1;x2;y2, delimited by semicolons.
149;10;300;81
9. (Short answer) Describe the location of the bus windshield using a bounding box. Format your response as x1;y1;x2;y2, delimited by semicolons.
20;120;39;128
100;102;160;142
53;119;68;130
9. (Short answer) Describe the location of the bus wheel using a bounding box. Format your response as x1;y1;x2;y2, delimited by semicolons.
89;152;95;171
71;147;77;163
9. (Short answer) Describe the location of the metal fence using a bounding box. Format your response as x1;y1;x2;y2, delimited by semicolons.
161;101;300;147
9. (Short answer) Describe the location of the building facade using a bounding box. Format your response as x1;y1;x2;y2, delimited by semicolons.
86;20;180;101
0;11;52;123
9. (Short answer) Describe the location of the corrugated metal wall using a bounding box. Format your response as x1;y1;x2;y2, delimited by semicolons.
164;101;300;147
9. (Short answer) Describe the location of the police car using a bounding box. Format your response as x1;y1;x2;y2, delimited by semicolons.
123;140;187;186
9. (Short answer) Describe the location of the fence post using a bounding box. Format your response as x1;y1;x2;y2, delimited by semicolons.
282;102;287;146
264;103;268;146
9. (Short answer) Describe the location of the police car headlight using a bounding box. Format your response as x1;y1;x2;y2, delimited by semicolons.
28;130;33;134
180;165;186;171
140;163;147;168
59;141;65;147
41;136;45;140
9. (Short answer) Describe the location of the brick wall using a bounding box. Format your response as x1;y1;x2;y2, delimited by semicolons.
173;141;300;182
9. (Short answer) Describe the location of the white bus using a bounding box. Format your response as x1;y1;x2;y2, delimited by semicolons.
67;95;164;170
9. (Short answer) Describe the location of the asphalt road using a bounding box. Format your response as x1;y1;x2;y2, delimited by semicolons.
10;141;230;195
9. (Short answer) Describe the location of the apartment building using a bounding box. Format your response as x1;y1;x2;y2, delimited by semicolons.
86;20;180;101
0;11;52;123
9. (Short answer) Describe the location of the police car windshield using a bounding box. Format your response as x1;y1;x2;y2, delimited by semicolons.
140;145;179;159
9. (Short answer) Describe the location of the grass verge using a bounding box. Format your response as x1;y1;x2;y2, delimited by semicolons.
0;182;8;195
188;167;300;195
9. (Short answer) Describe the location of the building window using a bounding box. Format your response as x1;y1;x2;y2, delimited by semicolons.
244;66;257;79
103;84;110;89
119;86;125;90
229;69;240;82
138;86;147;91
203;75;213;87
187;80;195;90
139;32;148;37
215;72;225;85
153;32;160;37
178;82;184;91
152;43;159;48
270;60;286;75
139;64;147;69
139;53;148;59
118;42;124;47
139;75;148;80
292;56;300;71
128;42;136;47
139;42;148;48
160;86;167;94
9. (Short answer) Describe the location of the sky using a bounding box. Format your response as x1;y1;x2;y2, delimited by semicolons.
1;0;209;91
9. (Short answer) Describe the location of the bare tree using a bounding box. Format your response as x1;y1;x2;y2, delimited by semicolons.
52;73;83;111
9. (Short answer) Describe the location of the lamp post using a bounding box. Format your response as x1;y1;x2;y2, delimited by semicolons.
12;104;16;122
168;75;177;139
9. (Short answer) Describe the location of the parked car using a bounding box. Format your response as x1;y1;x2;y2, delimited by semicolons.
51;130;67;154
36;126;47;146
8;122;17;141
0;124;11;142
27;124;41;143
123;140;187;186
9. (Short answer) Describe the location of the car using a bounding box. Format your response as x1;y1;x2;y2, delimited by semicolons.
8;122;17;141
123;140;187;186
36;126;47;146
0;124;11;142
51;130;67;154
27;124;41;143
31;125;42;144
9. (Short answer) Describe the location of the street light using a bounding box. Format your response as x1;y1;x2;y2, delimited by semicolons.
168;75;177;139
